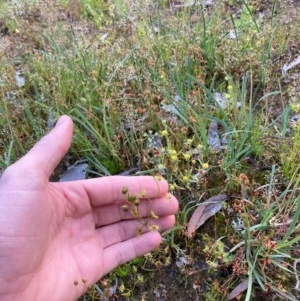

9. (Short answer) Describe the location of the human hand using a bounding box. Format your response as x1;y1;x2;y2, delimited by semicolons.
0;116;178;301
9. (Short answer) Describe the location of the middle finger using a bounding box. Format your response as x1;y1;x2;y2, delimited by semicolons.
93;194;178;227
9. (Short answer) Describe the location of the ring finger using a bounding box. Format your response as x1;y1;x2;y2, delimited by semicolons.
97;215;175;248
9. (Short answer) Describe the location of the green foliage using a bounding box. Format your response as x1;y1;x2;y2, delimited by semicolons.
1;0;300;300
0;2;18;32
281;104;300;181
80;0;111;28
112;257;144;279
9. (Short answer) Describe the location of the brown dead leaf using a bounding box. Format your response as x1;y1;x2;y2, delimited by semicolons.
187;194;227;237
227;278;249;300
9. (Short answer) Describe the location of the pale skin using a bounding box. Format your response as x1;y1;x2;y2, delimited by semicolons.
0;116;178;301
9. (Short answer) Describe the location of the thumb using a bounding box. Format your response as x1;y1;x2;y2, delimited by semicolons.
18;115;74;177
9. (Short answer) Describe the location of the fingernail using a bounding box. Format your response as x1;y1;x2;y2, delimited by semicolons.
55;115;69;127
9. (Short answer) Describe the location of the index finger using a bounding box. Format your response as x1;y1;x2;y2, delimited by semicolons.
63;175;169;207
17;115;73;178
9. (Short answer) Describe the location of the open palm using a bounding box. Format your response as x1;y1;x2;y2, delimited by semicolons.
0;116;178;301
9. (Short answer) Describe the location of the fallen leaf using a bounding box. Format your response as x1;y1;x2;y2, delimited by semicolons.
227;278;249;300
15;71;25;87
214;92;228;109
281;54;300;76
208;120;222;152
176;255;191;268
160;94;182;115
187;194;227;237
59;162;88;182
118;167;140;176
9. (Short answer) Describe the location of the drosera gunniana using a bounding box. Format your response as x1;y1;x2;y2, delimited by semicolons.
120;175;165;235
